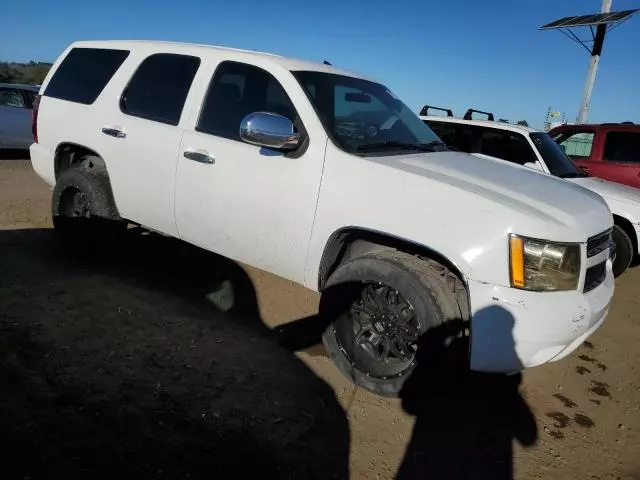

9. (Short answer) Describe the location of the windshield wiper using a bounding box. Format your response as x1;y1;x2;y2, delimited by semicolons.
421;140;447;149
558;171;588;178
356;140;446;152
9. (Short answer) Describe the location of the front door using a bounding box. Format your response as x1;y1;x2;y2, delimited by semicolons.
175;60;326;284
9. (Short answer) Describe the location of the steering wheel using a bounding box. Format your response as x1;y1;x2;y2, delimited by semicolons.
335;121;380;142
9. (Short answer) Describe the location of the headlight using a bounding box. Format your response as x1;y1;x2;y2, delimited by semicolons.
509;235;581;291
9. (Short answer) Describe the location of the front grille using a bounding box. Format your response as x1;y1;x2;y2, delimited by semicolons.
587;229;613;258
584;261;607;293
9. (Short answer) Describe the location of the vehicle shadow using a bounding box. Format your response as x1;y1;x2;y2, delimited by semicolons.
396;307;538;480
0;227;349;479
0;148;30;160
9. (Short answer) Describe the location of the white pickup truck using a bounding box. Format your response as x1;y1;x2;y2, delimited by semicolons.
30;41;614;396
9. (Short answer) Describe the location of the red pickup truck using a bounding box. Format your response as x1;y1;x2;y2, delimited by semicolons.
549;123;640;189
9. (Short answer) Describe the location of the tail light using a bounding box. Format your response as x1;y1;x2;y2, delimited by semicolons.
32;94;41;143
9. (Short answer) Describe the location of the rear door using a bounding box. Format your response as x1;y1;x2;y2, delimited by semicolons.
97;52;201;236
0;87;32;148
599;130;640;188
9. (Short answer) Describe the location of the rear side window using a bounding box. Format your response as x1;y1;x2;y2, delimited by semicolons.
197;61;298;141
604;131;640;163
0;88;26;108
121;53;200;125
44;48;129;104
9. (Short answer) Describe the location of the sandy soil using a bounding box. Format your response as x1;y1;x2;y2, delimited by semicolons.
0;156;638;479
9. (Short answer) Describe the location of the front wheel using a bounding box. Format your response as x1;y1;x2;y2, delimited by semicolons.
321;250;467;397
612;224;634;277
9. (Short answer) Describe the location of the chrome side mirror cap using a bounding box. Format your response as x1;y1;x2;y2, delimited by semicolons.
239;112;301;151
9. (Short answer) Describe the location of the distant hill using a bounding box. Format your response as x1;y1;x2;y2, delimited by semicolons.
0;61;52;85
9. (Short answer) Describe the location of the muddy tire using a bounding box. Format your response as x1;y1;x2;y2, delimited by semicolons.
612;224;633;278
52;164;125;238
321;249;467;397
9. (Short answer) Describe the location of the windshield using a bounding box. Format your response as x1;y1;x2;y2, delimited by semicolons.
292;71;443;155
529;132;584;178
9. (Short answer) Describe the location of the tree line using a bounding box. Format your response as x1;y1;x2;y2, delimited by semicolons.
0;61;52;85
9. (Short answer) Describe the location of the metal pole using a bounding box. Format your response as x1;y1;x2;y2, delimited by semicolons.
577;0;612;123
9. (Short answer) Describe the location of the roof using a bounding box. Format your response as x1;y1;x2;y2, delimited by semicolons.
420;115;540;134
0;83;40;90
549;122;640;132
70;40;368;80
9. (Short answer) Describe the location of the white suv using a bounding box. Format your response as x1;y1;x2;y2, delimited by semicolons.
422;108;640;277
30;41;614;396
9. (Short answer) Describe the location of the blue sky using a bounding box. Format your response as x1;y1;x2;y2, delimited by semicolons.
2;0;639;128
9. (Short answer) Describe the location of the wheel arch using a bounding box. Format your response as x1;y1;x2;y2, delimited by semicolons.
318;227;469;291
53;142;122;220
54;142;107;179
613;213;638;258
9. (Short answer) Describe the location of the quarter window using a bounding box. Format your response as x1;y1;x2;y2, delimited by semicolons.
197;61;298;141
44;48;129;105
604;132;640;163
121;53;200;125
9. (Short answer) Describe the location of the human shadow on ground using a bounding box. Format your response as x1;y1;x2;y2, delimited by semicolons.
397;307;538;479
0;227;349;479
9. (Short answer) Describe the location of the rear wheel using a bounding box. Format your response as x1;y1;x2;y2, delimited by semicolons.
52;164;125;238
321;249;467;397
612;224;633;277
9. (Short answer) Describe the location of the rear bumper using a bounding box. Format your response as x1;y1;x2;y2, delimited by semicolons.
635;224;640;256
29;143;55;187
468;261;614;372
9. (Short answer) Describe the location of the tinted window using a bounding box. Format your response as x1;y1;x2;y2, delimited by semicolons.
0;88;26;108
197;61;298;140
553;131;594;159
429;121;537;165
294;71;440;156
44;48;129;104
604;132;640;163
478;129;536;165
121;53;200;125
425;121;473;152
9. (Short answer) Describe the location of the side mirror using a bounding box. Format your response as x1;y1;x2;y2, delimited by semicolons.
524;161;543;171
239;112;300;151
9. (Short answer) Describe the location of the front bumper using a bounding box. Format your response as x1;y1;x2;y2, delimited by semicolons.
468;260;614;372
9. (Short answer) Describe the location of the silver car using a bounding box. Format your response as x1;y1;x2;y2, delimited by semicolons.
0;83;39;149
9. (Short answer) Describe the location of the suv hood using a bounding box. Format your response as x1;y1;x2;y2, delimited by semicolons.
568;176;640;205
377;151;612;239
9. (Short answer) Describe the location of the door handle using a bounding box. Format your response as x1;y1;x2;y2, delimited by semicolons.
102;127;126;138
183;149;214;164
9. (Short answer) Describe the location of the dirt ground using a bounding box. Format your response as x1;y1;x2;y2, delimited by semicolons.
0;156;638;479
